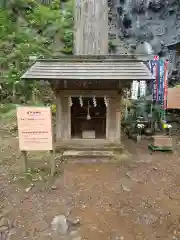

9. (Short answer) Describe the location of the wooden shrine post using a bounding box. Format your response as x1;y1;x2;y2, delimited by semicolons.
73;0;123;144
55;0;109;144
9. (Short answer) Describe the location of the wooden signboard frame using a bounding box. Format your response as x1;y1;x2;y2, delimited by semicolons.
16;106;56;176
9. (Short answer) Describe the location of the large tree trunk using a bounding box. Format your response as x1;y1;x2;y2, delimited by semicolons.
74;0;108;55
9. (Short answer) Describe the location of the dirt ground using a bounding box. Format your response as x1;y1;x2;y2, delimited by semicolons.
0;127;180;239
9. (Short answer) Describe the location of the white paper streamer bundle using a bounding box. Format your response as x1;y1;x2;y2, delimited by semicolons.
131;80;139;100
104;96;108;107
139;80;147;97
79;96;83;107
93;96;97;107
69;96;72;107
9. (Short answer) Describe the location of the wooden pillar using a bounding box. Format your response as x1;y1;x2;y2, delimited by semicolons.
106;97;116;141
115;95;122;143
55;93;62;142
62;97;71;140
106;95;122;143
74;0;108;54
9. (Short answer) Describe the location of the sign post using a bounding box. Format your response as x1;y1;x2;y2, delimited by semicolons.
16;106;55;176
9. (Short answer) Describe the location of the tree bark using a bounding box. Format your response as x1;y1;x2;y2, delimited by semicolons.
74;0;108;55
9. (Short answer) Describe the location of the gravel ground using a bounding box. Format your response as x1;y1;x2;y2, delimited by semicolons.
0;132;180;240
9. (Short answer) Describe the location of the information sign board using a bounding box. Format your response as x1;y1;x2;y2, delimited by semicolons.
17;107;53;151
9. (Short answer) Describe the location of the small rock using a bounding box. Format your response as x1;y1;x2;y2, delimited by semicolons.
51;215;68;234
81;204;86;209
67;217;80;226
25;184;34;193
126;172;138;181
115;237;124;240
67;218;80;233
51;185;57;190
121;184;131;192
153;167;158;170
112;236;124;240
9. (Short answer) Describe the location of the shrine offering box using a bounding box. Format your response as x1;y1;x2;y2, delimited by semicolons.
82;130;95;139
153;135;172;148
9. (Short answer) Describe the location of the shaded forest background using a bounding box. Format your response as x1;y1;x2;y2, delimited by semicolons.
0;0;73;104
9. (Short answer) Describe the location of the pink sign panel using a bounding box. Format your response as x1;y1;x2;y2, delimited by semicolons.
17;107;53;151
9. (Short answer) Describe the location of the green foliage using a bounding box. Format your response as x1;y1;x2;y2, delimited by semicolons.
108;40;117;53
61;29;73;54
0;103;16;114
0;0;73;102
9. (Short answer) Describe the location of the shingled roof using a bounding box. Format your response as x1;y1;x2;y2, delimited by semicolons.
21;56;153;81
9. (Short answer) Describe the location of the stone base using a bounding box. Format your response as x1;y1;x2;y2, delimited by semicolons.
63;150;114;157
61;150;114;163
55;139;123;152
153;135;173;148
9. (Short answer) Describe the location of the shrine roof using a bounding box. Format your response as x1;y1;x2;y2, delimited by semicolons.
21;56;153;81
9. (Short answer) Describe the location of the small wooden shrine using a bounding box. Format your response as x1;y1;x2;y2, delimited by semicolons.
21;56;152;149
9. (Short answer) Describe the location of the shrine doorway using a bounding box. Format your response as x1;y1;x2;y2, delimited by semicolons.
71;97;106;139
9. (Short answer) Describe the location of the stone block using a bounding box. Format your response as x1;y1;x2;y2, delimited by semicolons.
82;130;95;139
153;135;172;147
